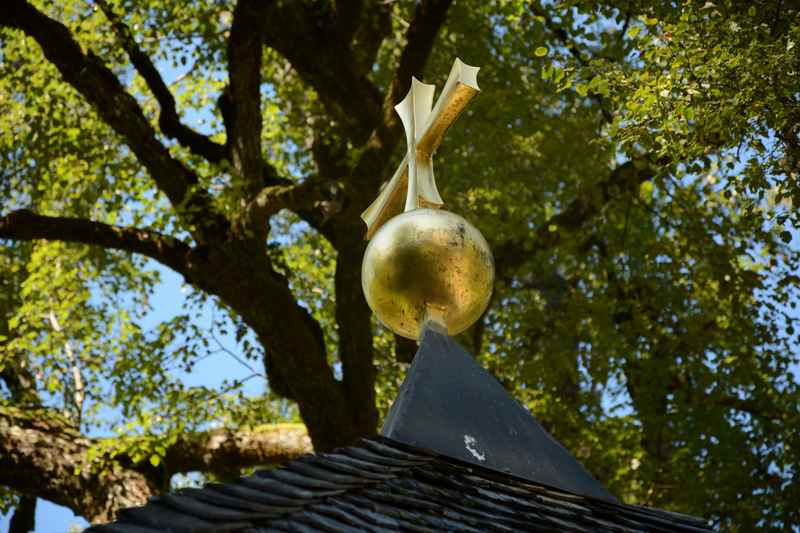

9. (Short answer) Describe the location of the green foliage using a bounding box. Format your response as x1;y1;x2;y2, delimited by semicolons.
0;487;19;516
1;0;799;529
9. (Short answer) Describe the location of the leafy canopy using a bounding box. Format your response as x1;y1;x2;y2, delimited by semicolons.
1;0;799;530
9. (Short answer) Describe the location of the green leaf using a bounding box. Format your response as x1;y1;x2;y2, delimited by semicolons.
639;180;655;201
534;46;548;57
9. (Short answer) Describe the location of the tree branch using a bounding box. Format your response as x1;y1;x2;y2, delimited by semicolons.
259;3;384;140
0;1;228;240
333;0;364;43
0;405;154;523
226;0;268;198
8;495;36;533
0;405;311;522
2;331;41;532
245;177;341;227
203;263;350;451
95;0;227;164
334;238;378;436
336;1;392;75
0;352;40;407
0;210;193;277
164;423;311;477
350;0;453;200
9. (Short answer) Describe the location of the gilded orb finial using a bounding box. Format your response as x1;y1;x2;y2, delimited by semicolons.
361;58;494;340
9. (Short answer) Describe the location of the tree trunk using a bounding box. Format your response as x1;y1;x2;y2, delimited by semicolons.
8;496;36;533
182;235;376;452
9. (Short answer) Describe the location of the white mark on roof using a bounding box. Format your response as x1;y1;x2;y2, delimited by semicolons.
464;434;486;461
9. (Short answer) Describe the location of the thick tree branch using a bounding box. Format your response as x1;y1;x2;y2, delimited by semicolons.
199;260;351;451
335;1;391;74
0;405;154;523
333;0;363;43
0;210;193;277
0;316;51;533
245;176;342;227
226;0;268;198
264;0;390;124
164;423;311;477
2;328;40;532
350;0;453;201
0;1;228;240
0;404;311;522
259;3;384;140
334;238;378;435
132;225;346;452
8;495;36;533
95;0;227;164
284;2;390;194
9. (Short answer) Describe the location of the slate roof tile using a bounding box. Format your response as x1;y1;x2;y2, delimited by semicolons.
89;436;712;532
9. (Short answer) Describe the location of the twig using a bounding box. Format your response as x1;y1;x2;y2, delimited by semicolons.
47;309;85;425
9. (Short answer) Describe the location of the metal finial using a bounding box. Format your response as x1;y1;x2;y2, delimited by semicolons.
361;58;494;340
361;58;481;239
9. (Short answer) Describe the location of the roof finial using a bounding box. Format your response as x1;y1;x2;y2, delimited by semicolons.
361;58;494;340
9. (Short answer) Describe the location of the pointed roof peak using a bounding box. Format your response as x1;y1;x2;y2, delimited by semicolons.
381;324;617;503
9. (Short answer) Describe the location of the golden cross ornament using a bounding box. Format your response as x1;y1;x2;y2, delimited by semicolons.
361;58;495;340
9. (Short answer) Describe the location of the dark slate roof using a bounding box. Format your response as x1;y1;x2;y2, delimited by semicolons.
88;436;712;533
382;325;616;502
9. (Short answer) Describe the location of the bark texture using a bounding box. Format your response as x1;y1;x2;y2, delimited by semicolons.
0;406;154;523
0;405;311;522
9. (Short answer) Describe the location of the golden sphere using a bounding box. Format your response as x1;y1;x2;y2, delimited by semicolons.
362;208;494;340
